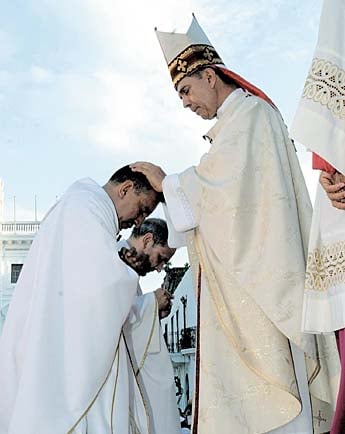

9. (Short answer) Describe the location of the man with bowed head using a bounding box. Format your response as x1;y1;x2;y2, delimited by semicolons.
131;16;340;434
0;165;167;434
120;217;181;434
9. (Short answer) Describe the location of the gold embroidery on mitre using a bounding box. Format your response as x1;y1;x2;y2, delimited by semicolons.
302;57;345;119
305;240;345;292
168;44;224;87
177;58;188;72
203;47;214;61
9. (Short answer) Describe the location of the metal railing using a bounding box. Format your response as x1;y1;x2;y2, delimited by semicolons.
1;222;40;234
165;327;196;353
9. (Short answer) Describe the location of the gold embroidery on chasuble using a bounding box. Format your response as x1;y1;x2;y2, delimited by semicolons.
313;410;327;428
306;240;345;292
181;93;336;432
194;234;299;395
302;57;345;119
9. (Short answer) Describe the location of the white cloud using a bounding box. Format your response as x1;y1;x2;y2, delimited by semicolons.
1;0;324;227
30;65;55;84
0;31;15;64
84;69;149;151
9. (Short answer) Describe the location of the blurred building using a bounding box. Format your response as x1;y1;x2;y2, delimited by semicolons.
0;180;40;332
162;265;196;414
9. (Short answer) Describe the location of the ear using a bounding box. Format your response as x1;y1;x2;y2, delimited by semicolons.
118;180;134;198
142;232;154;248
204;68;217;88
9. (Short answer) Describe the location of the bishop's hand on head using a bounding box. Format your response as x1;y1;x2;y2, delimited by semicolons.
130;162;166;193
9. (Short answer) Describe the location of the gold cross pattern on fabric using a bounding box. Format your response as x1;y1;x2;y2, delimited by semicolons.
177;58;188;72
313;410;327;427
203;47;214;61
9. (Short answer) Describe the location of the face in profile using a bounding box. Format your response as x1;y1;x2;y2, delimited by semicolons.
120;242;175;276
177;68;219;120
117;188;159;230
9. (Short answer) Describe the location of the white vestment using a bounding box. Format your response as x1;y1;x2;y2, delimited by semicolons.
124;293;180;434
0;178;149;434
120;240;181;434
291;0;345;334
163;89;339;434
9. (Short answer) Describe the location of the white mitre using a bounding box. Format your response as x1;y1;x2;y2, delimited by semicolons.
155;15;224;88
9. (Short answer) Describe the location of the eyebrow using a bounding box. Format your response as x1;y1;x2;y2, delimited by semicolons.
178;86;188;96
159;254;170;263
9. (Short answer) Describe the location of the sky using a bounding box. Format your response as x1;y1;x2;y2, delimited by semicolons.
0;0;323;291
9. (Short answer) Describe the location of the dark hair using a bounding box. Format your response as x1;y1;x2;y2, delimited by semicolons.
130;218;168;246
109;165;164;202
191;66;238;88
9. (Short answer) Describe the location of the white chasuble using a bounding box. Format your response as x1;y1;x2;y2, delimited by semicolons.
301;184;345;334
290;0;345;334
0;178;148;434
123;290;181;434
163;91;340;434
290;0;345;176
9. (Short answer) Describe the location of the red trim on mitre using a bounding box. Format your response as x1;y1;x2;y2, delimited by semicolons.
312;153;336;174
218;67;277;109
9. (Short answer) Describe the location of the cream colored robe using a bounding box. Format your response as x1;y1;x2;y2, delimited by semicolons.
163;90;340;434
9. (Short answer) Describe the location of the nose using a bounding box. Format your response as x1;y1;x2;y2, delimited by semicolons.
182;96;191;109
134;215;145;228
156;263;164;272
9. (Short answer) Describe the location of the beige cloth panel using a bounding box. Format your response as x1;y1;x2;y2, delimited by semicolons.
180;92;339;433
303;183;345;333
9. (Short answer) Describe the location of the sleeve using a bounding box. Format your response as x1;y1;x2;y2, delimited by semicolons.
162;203;188;248
162;173;199;233
124;292;161;360
127;293;155;327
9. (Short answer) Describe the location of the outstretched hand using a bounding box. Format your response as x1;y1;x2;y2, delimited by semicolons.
319;171;345;210
130;162;166;193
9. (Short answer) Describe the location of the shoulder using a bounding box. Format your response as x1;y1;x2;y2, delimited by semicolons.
219;93;268;128
63;179;109;209
65;178;101;200
63;180;116;224
238;95;285;130
220;92;264;122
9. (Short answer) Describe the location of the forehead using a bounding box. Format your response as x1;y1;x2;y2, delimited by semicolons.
177;75;199;94
139;190;158;207
153;244;175;258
